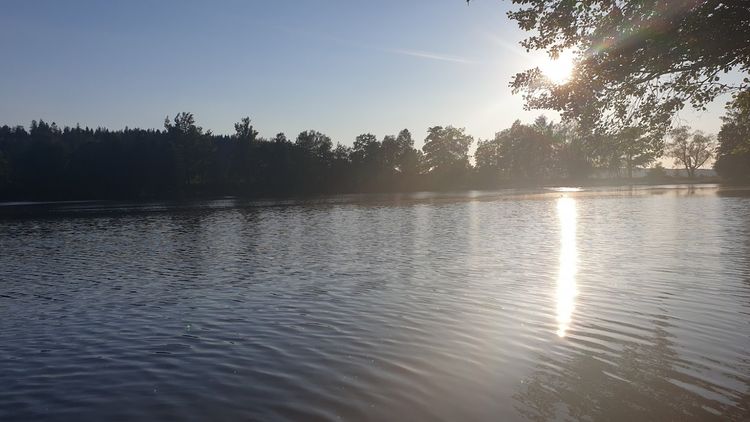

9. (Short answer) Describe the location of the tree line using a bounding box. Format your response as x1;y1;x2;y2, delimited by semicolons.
0;107;747;200
467;0;748;183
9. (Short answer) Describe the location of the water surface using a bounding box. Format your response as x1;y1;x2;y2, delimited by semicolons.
2;185;749;421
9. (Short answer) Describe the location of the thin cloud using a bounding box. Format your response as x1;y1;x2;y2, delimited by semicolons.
272;24;476;65
480;31;526;57
384;48;477;64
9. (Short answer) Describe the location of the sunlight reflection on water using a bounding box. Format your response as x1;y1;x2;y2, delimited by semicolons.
556;197;577;337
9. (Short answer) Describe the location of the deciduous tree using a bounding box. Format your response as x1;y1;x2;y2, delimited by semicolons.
422;126;473;174
666;126;716;178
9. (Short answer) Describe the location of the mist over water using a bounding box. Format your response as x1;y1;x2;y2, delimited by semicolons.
1;186;749;421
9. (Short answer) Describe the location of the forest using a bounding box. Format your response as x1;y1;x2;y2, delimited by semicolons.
0;96;748;200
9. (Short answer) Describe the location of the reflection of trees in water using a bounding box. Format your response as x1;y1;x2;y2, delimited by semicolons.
724;193;750;418
513;313;749;421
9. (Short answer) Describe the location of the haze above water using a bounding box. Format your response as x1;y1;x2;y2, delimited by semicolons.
1;185;749;421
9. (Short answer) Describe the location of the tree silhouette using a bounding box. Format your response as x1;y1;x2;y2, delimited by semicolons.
715;91;750;181
164;112;213;190
233;117;258;143
0;110;712;201
475;117;562;184
422;126;473;187
667;126;716;178
612;127;663;179
0;151;8;190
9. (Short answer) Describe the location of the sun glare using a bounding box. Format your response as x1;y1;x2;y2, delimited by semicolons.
556;197;578;338
539;50;575;84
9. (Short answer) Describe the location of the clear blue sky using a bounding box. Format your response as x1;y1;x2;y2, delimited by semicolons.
0;0;728;148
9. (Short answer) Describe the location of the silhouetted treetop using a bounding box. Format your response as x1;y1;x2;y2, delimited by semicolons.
352;133;381;165
295;130;333;161
165;112;204;136
234;117;259;142
272;132;290;144
422;126;473;174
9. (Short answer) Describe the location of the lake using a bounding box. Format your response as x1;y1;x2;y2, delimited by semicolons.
1;185;749;421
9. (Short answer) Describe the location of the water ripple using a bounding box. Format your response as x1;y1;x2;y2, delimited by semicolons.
1;187;749;421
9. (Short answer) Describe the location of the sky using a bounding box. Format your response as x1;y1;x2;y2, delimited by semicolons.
0;0;732;150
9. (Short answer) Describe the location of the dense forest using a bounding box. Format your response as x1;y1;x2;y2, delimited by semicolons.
0;103;747;200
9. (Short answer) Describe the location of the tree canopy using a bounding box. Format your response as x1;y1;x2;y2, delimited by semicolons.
475;116;597;183
715;91;750;181
666;126;716;178
422;126;474;175
493;0;750;132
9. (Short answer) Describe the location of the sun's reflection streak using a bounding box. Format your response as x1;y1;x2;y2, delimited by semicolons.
556;197;578;337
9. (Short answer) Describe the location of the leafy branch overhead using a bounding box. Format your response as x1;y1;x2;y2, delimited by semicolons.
473;0;750;132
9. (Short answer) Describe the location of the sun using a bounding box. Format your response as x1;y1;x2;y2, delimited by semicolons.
538;50;576;84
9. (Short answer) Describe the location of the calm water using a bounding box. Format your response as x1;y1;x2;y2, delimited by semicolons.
1;185;749;421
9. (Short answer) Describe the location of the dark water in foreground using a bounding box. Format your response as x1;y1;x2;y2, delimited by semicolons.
1;185;749;421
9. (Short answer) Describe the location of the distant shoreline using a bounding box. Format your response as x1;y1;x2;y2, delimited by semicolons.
1;182;744;209
0;177;731;202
